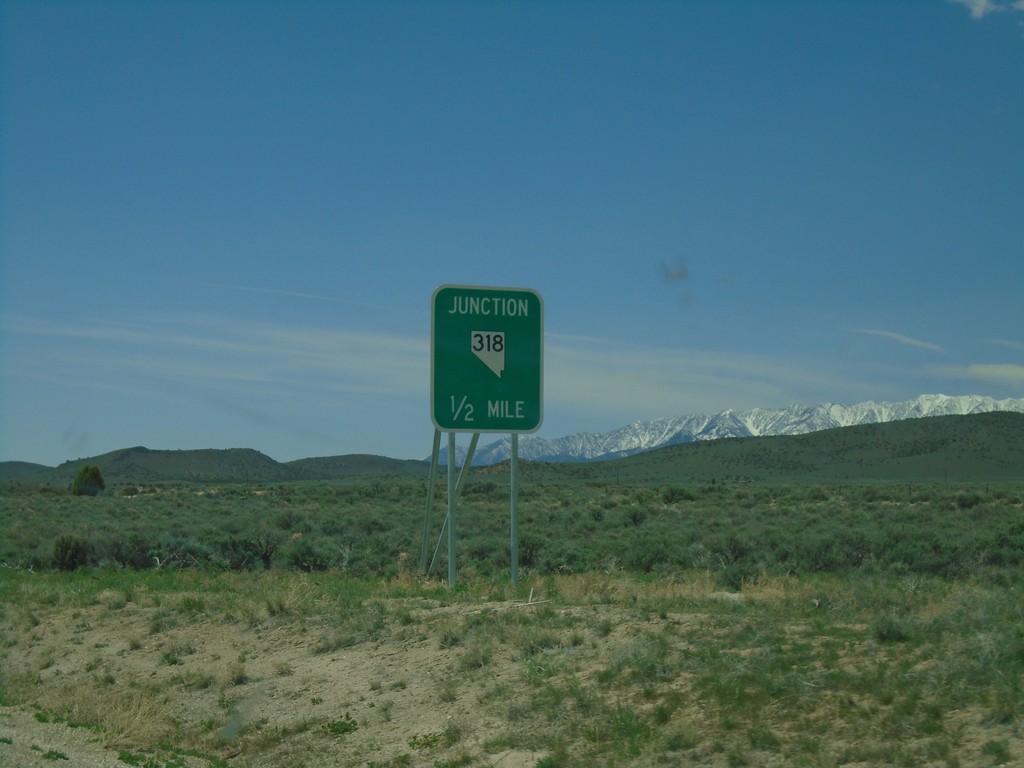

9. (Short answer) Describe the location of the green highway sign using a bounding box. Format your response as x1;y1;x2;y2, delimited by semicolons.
431;284;543;433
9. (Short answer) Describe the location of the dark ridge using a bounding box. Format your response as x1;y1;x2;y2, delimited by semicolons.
2;411;1022;486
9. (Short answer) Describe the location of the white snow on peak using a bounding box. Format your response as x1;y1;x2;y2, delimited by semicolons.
439;394;1024;465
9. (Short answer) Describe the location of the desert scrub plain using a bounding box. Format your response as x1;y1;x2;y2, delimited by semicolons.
1;480;1023;767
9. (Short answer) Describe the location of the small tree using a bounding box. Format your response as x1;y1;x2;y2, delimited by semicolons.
71;465;105;496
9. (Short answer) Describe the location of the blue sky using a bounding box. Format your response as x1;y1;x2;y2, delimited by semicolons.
2;0;1023;466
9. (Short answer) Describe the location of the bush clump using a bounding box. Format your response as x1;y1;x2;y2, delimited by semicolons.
71;465;105;497
53;535;90;571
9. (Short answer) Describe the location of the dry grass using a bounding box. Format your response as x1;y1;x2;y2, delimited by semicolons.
2;569;1022;767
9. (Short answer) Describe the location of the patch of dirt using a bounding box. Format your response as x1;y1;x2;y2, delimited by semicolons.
0;704;162;768
0;588;580;768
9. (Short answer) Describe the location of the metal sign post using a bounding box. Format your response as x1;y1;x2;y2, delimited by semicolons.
425;285;543;587
510;433;520;586
447;432;457;587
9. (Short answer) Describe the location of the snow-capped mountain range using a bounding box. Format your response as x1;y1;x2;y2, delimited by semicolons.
438;395;1024;465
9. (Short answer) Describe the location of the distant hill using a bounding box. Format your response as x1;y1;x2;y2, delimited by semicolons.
0;461;53;481
0;446;429;486
55;446;305;485
2;411;1022;486
285;454;429;479
557;411;1024;485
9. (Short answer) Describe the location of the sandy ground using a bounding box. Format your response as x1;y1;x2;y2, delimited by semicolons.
1;704;151;768
0;583;577;768
0;700;548;767
3;574;1021;768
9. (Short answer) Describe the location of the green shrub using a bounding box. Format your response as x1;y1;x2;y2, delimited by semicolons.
53;535;89;571
71;465;105;497
872;614;914;643
102;533;156;570
624;533;671;573
283;538;335;572
981;739;1012;764
956;493;983;510
216;537;272;570
662;486;695;504
517;533;544;567
324;713;358;736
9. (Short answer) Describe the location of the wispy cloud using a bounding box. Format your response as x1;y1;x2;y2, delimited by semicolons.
951;0;1024;18
544;338;859;420
11;310;1014;460
204;283;407;314
986;338;1024;352
7;313;428;398
852;328;945;353
930;362;1024;386
209;283;350;303
545;331;615;346
8;314;277;360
